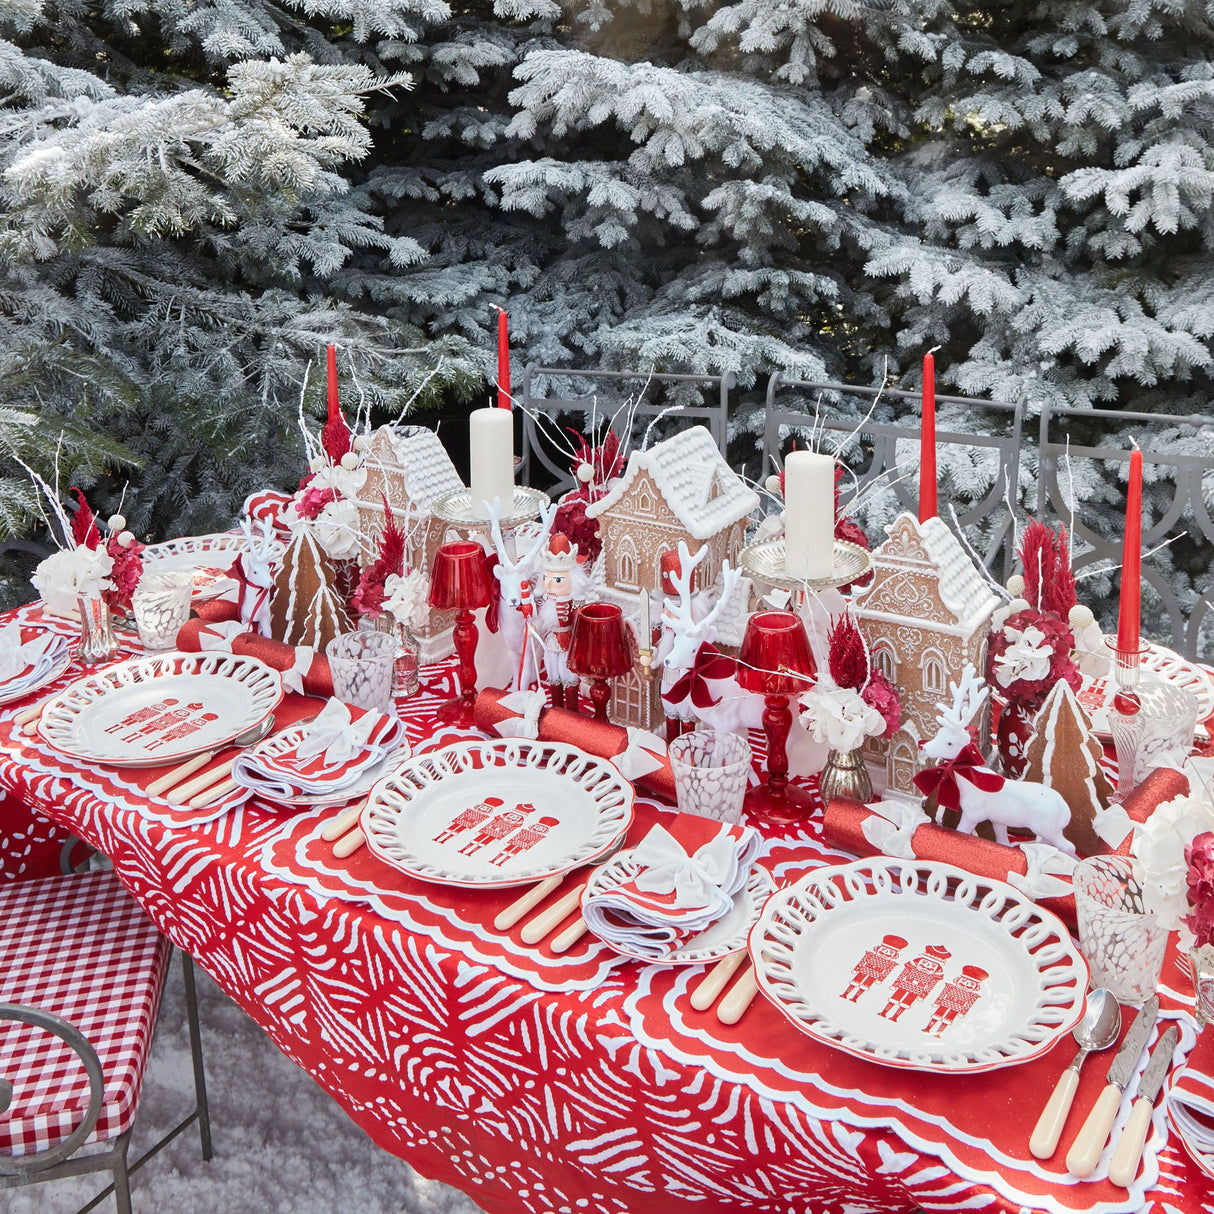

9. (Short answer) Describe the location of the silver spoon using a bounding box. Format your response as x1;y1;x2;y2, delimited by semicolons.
1029;987;1121;1159
158;714;277;803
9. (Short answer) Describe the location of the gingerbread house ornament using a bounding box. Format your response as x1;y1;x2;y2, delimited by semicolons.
353;424;465;661
585;424;759;729
854;513;1000;798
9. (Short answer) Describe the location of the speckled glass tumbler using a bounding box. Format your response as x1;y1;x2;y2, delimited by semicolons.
131;570;193;651
327;630;396;712
669;730;753;825
1072;855;1167;1004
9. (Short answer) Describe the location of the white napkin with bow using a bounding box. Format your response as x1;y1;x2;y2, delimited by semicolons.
0;622;55;683
232;699;408;802
583;820;761;960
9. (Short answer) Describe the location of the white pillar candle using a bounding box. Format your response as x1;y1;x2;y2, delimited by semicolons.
783;450;835;580
469;407;515;519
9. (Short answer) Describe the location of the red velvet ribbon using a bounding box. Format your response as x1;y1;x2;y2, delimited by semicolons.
912;742;1005;811
662;642;736;711
473;688;676;804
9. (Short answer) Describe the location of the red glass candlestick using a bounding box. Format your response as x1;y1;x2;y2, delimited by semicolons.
567;603;632;722
738;610;817;826
429;541;492;726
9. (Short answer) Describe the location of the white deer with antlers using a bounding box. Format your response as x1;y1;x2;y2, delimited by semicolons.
655;541;765;736
919;664;1076;856
487;500;558;691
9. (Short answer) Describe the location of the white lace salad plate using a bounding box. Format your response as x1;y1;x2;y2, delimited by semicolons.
749;857;1087;1074
361;738;635;888
38;652;283;767
1080;638;1213;743
582;851;775;965
142;533;283;600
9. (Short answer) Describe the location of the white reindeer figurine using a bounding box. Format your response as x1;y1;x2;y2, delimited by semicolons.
487;500;558;691
918;665;1076;857
655;541;764;739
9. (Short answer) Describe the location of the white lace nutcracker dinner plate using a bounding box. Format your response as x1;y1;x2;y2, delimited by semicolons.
142;533;283;599
38;652;283;768
749;858;1088;1074
360;739;635;888
582;851;775;965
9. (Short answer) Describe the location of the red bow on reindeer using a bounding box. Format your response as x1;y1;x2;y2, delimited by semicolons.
663;642;738;711
912;742;1005;812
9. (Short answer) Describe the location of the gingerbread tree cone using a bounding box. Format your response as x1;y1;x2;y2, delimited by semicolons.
1022;680;1113;857
268;523;352;652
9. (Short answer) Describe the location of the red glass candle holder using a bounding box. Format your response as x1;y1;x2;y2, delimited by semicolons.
738;610;817;826
429;541;492;727
567;603;632;722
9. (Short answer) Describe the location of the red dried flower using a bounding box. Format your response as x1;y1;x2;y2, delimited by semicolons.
70;488;101;550
352;495;406;619
1019;520;1077;621
827;614;868;690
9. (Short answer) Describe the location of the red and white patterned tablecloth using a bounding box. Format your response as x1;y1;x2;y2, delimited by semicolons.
1;600;1213;1214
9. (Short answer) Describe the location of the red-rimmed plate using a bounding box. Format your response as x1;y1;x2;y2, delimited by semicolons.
749;857;1088;1074
37;652;283;768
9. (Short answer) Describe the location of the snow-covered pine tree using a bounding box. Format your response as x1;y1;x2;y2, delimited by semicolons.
2;0;1211;642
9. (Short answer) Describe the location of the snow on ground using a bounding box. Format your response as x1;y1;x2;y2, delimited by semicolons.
6;960;483;1214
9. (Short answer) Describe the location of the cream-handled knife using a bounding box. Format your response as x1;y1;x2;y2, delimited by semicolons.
1108;1024;1179;1187
1066;995;1159;1178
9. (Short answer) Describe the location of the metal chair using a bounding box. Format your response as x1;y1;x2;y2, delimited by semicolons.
0;867;212;1213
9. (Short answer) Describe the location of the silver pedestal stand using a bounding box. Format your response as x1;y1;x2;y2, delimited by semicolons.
737;537;872;594
431;486;551;535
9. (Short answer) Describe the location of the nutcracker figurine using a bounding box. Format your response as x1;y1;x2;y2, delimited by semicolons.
536;533;586;710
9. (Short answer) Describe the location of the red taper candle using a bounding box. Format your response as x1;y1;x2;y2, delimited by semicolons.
1116;446;1143;656
919;351;937;522
326;344;339;421
496;309;511;409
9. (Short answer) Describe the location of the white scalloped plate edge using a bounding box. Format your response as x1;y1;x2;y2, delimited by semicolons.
748;857;1088;1074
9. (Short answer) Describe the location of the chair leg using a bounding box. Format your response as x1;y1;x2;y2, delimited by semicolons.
180;953;213;1161
112;1151;133;1214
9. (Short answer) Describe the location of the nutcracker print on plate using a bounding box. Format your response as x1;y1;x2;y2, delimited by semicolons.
750;858;1088;1073
361;739;635;888
37;652;283;767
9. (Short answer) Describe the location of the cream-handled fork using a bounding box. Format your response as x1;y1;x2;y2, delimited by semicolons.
691;953;760;1025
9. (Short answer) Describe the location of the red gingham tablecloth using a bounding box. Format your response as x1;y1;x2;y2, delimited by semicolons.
1;601;1212;1214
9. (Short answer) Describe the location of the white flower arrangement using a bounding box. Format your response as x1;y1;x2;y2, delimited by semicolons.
31;544;115;615
798;684;885;753
382;568;430;632
1130;792;1214;929
991;623;1053;689
311;498;362;560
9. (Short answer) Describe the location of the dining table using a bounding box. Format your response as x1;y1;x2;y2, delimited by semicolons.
1;595;1212;1214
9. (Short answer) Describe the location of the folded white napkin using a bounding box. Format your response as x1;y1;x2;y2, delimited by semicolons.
0;622;55;683
583;820;761;960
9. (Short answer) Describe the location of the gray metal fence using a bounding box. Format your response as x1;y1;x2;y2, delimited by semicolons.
520;367;1214;660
